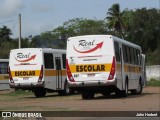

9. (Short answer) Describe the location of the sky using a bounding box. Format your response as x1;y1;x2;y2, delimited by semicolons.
0;0;159;38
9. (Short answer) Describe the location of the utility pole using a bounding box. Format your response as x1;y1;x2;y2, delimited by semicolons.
159;0;160;13
19;13;21;48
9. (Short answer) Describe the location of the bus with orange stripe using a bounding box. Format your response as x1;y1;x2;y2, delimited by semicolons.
9;48;70;97
66;35;146;99
0;59;9;90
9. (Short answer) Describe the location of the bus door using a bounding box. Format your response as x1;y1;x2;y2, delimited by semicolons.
141;54;146;86
119;48;124;89
55;56;62;89
114;41;124;90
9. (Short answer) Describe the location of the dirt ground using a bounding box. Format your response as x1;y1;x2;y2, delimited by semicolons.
0;86;159;112
0;87;160;111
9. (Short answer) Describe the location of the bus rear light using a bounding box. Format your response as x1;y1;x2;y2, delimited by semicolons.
8;66;14;83
69;77;74;81
108;56;115;80
38;65;43;82
66;59;75;82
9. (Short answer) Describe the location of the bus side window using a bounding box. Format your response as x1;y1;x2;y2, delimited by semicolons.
44;53;54;69
122;45;126;63
114;42;120;62
136;50;140;65
0;64;1;74
126;46;130;64
138;50;141;65
62;54;66;69
133;49;137;65
125;45;128;63
0;62;8;74
55;58;61;70
130;47;134;64
129;47;133;64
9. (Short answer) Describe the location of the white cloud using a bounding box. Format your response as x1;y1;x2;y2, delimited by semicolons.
0;0;24;18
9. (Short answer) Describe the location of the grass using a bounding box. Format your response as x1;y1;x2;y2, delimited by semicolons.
147;78;160;87
4;89;33;96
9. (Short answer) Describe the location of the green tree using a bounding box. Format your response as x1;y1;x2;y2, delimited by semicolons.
14;38;30;48
126;8;160;53
0;25;12;41
106;3;127;38
29;33;56;48
0;41;15;58
0;26;14;58
29;35;43;48
77;19;107;35
51;18;107;48
30;18;107;49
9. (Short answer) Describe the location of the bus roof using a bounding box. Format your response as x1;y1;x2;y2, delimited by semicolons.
0;59;9;62
10;48;66;53
68;35;141;50
112;36;141;50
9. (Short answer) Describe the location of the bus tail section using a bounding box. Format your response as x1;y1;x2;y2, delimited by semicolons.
9;48;71;97
0;59;9;90
67;35;145;99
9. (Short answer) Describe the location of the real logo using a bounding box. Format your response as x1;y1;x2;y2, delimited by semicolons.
17;53;30;59
78;40;95;47
74;40;103;53
15;53;36;62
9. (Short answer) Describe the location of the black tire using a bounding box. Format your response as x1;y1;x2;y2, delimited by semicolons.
121;81;128;97
82;92;88;99
101;92;110;97
81;91;94;100
131;81;143;95
58;90;65;96
59;81;74;96
34;88;46;98
88;92;94;99
64;81;73;95
115;90;122;97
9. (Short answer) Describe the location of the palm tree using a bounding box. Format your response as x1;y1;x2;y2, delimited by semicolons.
106;3;127;38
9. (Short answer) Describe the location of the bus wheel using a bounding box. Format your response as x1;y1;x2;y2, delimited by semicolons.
121;81;128;97
64;81;75;95
59;81;74;96
81;91;94;100
89;92;94;99
101;92;110;97
64;82;70;95
115;90;121;97
58;91;64;96
131;81;142;95
34;88;46;98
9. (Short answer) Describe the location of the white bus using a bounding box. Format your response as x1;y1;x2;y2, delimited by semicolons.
66;35;146;99
9;48;70;97
0;59;9;90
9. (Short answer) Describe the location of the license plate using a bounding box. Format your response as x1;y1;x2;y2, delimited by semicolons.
87;73;95;77
23;77;29;80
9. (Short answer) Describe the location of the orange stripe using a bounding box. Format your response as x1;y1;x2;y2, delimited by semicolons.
124;64;141;73
116;63;141;73
0;75;9;80
69;64;112;73
45;70;66;76
11;70;40;77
